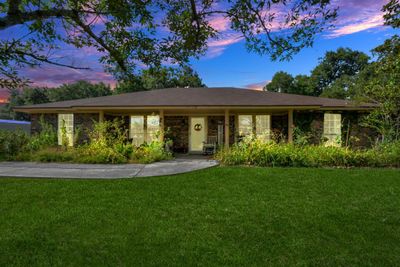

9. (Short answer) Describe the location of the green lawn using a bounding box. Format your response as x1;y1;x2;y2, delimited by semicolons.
1;167;400;266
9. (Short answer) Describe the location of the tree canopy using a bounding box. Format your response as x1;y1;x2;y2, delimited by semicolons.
354;36;400;141
264;47;369;98
114;66;205;94
311;48;370;97
5;81;112;120
263;71;293;93
0;0;337;88
383;0;400;28
264;47;370;98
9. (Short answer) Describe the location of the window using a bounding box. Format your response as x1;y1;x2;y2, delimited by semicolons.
58;113;74;146
129;115;160;146
146;115;160;142
130;116;145;146
323;113;341;146
256;115;271;142
238;115;253;137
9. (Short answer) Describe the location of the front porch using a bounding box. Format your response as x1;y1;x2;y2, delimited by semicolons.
101;108;296;154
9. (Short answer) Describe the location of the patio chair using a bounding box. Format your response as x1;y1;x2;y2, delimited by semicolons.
202;136;218;155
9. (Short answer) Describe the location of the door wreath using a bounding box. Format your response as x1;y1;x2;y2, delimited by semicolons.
194;123;202;131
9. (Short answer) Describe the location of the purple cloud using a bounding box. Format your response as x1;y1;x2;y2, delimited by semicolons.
20;65;116;88
326;0;389;38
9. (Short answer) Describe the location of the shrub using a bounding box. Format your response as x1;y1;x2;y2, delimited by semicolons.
26;117;57;151
34;147;75;162
131;141;172;164
215;137;400;168
73;119;128;164
76;145;127;164
0;129;30;160
2;116;172;164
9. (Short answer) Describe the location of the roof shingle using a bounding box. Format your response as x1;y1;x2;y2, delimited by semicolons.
15;87;375;110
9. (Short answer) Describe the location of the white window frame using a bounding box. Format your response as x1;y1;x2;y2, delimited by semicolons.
255;115;271;142
238;115;253;137
58;113;74;146
238;114;271;142
146;115;160;142
130;115;145;146
129;115;160;146
323;113;341;146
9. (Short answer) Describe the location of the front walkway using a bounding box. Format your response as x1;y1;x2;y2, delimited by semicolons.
0;159;219;179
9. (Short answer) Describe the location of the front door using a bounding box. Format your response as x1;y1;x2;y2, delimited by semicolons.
190;117;206;152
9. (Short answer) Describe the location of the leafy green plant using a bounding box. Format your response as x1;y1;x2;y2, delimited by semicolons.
60;119;69;148
216;138;400;168
0;129;30;160
293;127;311;146
26;116;57;151
132;141;172;164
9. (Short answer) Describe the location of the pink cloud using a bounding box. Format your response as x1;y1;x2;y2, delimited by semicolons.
326;0;389;38
244;80;270;91
21;66;116;88
205;33;244;59
208;34;244;47
327;14;384;38
209;15;230;32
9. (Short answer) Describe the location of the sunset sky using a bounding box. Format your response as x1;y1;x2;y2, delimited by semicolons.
0;0;397;102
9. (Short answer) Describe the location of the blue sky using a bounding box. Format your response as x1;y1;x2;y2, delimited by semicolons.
192;27;397;89
0;0;397;100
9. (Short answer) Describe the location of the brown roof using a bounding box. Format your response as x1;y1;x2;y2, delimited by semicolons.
15;87;375;110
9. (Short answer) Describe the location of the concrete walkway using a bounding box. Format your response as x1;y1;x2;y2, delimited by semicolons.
0;159;219;179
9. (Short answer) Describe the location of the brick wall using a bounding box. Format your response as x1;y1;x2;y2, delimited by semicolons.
30;113;57;135
293;110;376;148
73;113;99;144
31;113;99;145
164;116;189;153
207;115;235;145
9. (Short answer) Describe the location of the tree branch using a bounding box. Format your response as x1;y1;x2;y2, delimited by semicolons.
13;50;90;70
0;6;107;30
70;13;127;72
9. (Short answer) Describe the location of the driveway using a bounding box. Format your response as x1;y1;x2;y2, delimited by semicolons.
0;159;219;179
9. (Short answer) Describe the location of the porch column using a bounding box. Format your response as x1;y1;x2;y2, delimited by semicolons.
99;110;104;123
288;109;294;143
159;109;164;142
224;109;230;149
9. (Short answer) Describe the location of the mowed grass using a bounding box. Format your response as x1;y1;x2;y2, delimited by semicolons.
1;167;400;266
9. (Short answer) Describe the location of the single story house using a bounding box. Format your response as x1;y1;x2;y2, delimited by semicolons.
14;87;376;153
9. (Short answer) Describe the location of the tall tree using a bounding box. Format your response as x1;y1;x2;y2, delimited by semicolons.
0;0;337;88
115;66;205;94
354;36;400;141
6;81;112;119
263;71;294;93
47;81;112;102
292;75;314;96
5;87;49;120
311;48;370;97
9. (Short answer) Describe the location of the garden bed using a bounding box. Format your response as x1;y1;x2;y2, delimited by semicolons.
216;138;400;168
